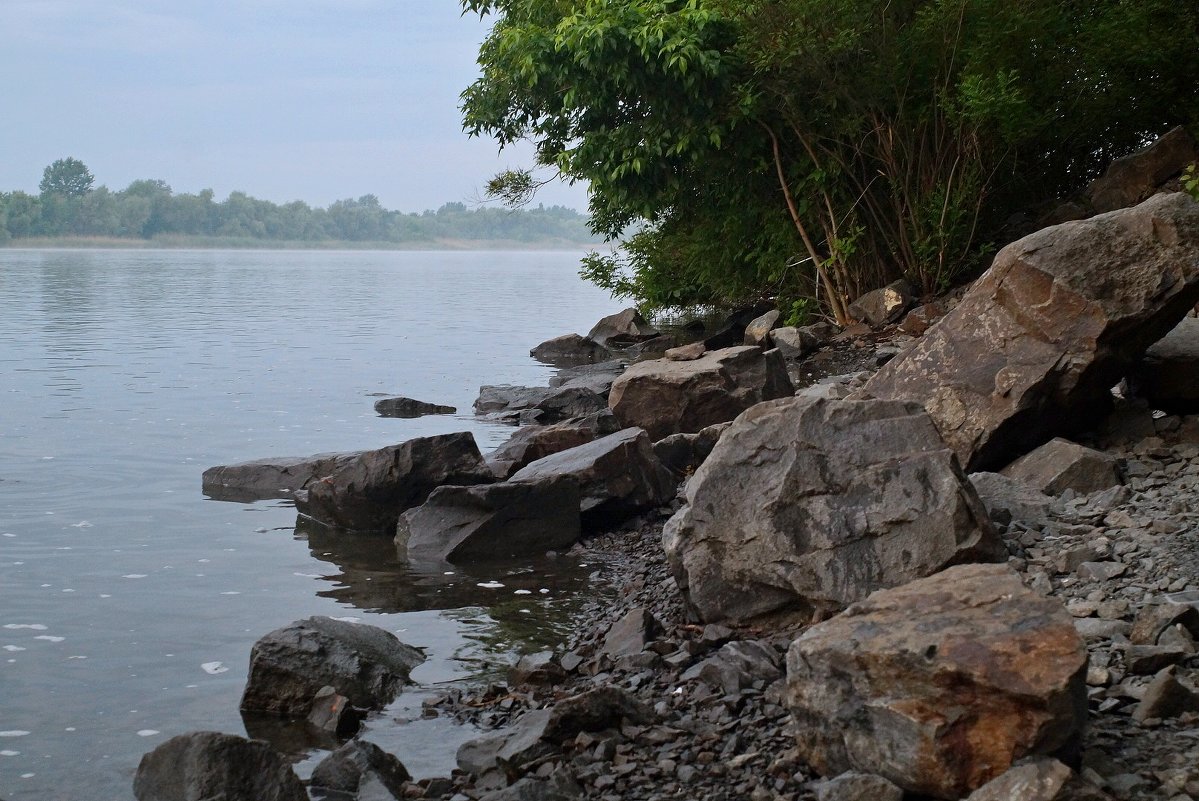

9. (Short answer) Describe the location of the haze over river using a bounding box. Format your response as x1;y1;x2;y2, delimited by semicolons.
0;248;622;800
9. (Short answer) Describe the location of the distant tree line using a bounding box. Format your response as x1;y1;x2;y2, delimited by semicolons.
0;158;596;245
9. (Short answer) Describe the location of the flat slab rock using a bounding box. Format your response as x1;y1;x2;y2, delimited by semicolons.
786;564;1088;800
202;451;359;502
486;411;621;479
373;396;456;418
1000;438;1122;496
240;616;425;718
134;731;306;801
608;345;794;439
865;193;1199;471
663;396;1003;623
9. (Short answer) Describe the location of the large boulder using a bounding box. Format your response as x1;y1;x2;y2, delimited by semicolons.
473;384;609;425
1000;438;1122;496
587;308;659;347
744;309;781;346
396;476;582;564
664;396;1002;623
295;433;494;532
202;451;358;502
968;472;1059;525
373;396;456;418
786;564;1088;800
240;616;425;718
509;428;675;527
1087;126;1199;213
309;739;411;800
133;731;306;801
1130;316;1199;413
529;333;610;366
848;279;916;327
486;412;621;478
608;346;794;439
865;193;1199;472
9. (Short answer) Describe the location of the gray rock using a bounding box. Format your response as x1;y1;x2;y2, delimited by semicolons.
817;772;904;801
307;686;363;736
587;308;659;347
651;422;730;477
296;433;494;532
396;477;581;564
548;360;626;394
508;651;566;686
744;309;781;346
373;397;456;418
202;451;359;502
1073;618;1131;642
240;616;425;718
664;396;1003;623
133;731;306;801
309;740;410;799
847;279;915;327
608;345;794;440
1123;643;1188;674
682;640;781;694
1088;126;1198;213
529;333;611;366
1133;666;1199;722
601;608;663;658
770;326;819;360
969;472;1059;525
786;564;1088;799
865;193;1199;471
509;428;675;527
473;384;609;425
486;411;620;479
1130;316;1199;413
964;758;1074;801
1129;600;1199;645
477;771;583;801
1001;438;1122;496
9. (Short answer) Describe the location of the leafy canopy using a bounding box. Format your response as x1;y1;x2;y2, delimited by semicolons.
39;158;95;198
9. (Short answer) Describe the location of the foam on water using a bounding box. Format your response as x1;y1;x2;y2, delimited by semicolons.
200;662;228;675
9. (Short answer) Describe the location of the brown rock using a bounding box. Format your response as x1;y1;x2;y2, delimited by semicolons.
608;346;794;439
865;193;1199;471
134;731;307;801
587;308;659;347
665;341;706;361
1132;666;1199;722
848;280;916;327
1000;438;1122;496
1129;600;1199;645
786;564;1088;800
1088;126;1199;213
897;302;944;336
744;309;781;346
485;412;620;479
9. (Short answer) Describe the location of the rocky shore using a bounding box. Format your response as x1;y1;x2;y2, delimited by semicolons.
143;134;1199;801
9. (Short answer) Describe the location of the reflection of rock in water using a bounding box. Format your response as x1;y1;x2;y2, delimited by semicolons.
241;711;342;762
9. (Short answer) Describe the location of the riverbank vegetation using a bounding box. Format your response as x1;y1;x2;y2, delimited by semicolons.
462;0;1199;323
0;159;597;248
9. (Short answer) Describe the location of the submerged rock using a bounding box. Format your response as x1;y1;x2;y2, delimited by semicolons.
664;396;1002;623
786;564;1088;800
202;451;359;502
373;396;456;418
529;333;610;366
865;193;1199;471
133;731;306;801
309;739;411;800
240;616;425;718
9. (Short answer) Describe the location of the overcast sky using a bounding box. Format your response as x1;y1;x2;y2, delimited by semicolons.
0;1;589;212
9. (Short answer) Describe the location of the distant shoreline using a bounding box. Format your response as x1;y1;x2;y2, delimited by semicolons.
2;235;603;252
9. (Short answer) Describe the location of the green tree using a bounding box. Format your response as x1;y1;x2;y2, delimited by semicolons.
39;158;95;198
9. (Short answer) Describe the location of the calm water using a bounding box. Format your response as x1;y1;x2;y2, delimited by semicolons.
0;249;623;800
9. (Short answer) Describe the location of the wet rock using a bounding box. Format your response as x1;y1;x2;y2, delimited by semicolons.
1130;316;1199;414
240;616;425;718
786;564;1088;799
530;333;611;366
202;451;359;502
651;422;730;477
307;686;363;736
486;412;621;479
1001;439;1122;496
848;279;915;327
373;397;456;418
477;771;583;801
509;651;567;686
865;193;1199;471
816;771;904;801
473;384;609;425
296;433;494;532
744;309;781;346
969;472;1059;525
665;341;706;361
1132;666;1199;722
770;326;819;360
664;396;1002;623
509;428;675;527
608;345;794;440
587;308;659;348
396;476;581;564
1087;126;1198;213
133;731;306;801
309;740;411;800
601;608;663;658
546;360;626;393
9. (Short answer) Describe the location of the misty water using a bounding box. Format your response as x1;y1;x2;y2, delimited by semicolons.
0;248;623;801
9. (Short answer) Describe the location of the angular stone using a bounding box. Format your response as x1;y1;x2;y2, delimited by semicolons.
968;472;1058;525
529;333;610;366
240;617;425;717
744;309;781;346
1088;126;1199;213
817;772;904;801
964;758;1074;801
133;731;306;801
601;608;663;658
1001;439;1122;496
848;280;916;327
1123;643;1188;675
473;384;609;425
309;740;410;800
770;326;819;360
296;433;494;532
202;451;359;502
652;422;730;477
786;564;1088;800
665;341;706;361
396;477;581;564
897;302;944;337
608;345;794;440
477;771;583;801
509;428;675;526
486;412;621;479
681;640;781;695
307;686;363;736
865;193;1199;471
1130;600;1199;645
1131;316;1199;413
373;397;456;418
1132;666;1199;722
664;396;1003;623
509;651;567;686
587;308;659;347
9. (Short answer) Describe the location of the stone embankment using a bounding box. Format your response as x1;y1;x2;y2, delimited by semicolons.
167;135;1199;801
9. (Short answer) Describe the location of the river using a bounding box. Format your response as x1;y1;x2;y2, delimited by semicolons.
0;248;623;801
